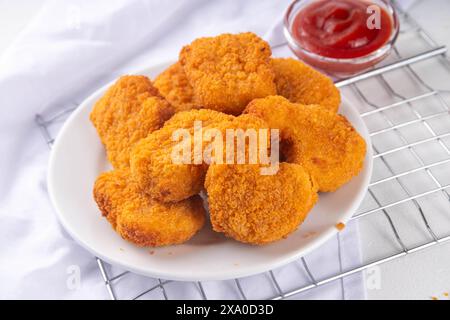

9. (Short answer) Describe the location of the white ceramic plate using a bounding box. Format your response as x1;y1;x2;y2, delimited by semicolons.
48;61;373;281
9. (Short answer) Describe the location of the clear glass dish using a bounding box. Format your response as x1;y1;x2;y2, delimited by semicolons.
284;0;400;77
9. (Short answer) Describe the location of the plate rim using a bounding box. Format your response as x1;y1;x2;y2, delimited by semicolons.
48;60;373;281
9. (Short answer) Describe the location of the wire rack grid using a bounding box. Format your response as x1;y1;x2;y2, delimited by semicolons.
36;2;450;300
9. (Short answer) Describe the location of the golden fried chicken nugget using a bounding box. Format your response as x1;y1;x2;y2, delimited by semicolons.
131;109;233;203
154;62;199;113
130;110;269;203
272;58;340;113
205;163;318;244
90;75;174;168
93;169;205;247
180;32;277;115
245;96;366;192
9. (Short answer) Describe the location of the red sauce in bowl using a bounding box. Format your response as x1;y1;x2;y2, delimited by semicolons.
291;0;393;59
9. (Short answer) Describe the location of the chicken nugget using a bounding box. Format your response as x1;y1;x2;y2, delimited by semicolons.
154;62;199;113
90;75;174;168
130;110;270;203
93;169;205;247
245;96;366;192
130;109;233;203
205;163;318;244
272;58;340;113
180;32;277;115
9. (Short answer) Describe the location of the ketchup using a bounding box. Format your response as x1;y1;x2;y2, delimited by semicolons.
292;0;393;59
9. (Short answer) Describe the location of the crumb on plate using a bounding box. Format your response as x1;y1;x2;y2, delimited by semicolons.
302;231;318;239
335;222;346;231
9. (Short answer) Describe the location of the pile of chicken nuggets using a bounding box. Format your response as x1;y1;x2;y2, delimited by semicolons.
91;32;366;246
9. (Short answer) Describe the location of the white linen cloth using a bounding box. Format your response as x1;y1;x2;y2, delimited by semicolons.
0;0;413;299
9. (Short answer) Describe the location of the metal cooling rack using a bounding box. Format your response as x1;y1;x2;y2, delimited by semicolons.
36;2;450;300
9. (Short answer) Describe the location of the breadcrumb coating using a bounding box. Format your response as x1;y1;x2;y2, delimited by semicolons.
130;109;269;203
93;169;205;247
180;32;277;115
154;62;199;112
90;75;174;168
272;58;340;113
205;163;318;244
245;96;366;192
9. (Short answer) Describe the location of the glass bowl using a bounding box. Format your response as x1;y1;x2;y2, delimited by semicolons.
284;0;400;77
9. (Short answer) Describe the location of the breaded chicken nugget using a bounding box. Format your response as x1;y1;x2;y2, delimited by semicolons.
245;96;366;192
130;110;269;203
90;75;174;168
154;62;199;113
93;169;205;246
205;163;318;244
213;114;272;166
131;109;233;203
272;58;340;113
180;32;277;115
